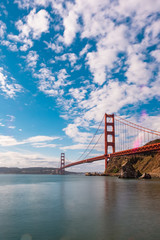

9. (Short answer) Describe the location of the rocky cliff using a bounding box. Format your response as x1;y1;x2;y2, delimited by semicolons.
106;139;160;178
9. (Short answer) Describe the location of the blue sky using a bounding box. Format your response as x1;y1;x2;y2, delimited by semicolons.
0;0;160;172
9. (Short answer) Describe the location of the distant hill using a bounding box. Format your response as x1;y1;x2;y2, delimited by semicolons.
106;139;160;178
0;167;80;175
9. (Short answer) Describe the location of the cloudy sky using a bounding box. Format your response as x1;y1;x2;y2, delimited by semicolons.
0;0;160;172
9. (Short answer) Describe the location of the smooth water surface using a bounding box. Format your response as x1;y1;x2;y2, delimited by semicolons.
0;174;160;240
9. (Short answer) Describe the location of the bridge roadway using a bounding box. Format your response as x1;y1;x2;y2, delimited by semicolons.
61;142;160;169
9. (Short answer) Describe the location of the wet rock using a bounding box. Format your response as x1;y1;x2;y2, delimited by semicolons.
139;173;151;179
85;172;92;176
85;172;108;176
100;173;108;176
119;161;136;178
135;170;142;178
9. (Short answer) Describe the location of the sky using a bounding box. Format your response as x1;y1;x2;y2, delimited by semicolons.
0;0;160;172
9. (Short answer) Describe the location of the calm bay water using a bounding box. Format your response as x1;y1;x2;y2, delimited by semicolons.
0;175;160;240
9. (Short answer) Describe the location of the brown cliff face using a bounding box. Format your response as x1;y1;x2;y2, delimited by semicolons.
106;139;160;178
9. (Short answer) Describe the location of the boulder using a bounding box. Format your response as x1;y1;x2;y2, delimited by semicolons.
85;172;92;176
119;161;136;178
139;173;151;179
135;170;142;178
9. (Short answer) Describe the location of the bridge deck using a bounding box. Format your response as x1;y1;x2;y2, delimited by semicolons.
60;142;160;169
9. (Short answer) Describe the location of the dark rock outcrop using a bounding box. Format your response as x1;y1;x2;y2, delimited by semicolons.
135;170;142;178
119;161;142;179
139;173;151;179
119;161;136;178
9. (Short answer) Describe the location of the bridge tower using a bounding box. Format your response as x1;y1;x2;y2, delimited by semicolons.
60;153;65;175
105;114;115;171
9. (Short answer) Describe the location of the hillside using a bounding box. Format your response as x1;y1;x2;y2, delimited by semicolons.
0;167;80;175
106;139;160;178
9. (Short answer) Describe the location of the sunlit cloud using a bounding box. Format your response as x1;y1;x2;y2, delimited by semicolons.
0;135;61;147
0;68;22;98
0;151;59;168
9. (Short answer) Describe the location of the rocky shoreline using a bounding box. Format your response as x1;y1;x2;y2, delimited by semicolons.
118;161;151;179
85;160;154;179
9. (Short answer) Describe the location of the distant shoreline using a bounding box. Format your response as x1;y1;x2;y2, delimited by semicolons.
0;167;81;175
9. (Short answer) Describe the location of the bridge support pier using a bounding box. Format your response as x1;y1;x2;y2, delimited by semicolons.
105;114;115;172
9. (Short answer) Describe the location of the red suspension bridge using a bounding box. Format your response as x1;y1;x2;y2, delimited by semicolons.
59;114;160;174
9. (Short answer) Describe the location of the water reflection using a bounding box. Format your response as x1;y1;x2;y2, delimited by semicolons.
0;175;159;240
103;178;160;240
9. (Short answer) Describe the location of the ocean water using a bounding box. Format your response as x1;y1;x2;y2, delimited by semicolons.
0;174;160;240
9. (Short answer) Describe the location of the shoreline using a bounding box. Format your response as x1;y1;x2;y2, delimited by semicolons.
85;172;160;179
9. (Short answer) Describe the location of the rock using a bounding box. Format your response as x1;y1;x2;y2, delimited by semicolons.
119;161;136;178
85;172;92;176
139;173;151;179
100;173;108;176
135;170;142;178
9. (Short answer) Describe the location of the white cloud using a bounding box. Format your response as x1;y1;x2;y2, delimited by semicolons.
7;115;15;122
26;50;39;68
49;0;160;88
69;87;87;102
63;21;78;46
24;135;59;143
63;3;80;45
14;0;49;9
60;142;104;152
25;8;50;39
0;134;60;147
8;126;16;129
1;40;18;52
0;67;22;98
0;20;6;38
63;123;92;143
51;0;160;127
14;8;50;39
0;151;59;168
151;50;160;63
14;0;34;8
126;54;151;85
63;75;160;136
55;53;78;67
61;0;110;43
0;135;21;146
8;8;50;51
20;39;33;51
55;69;69;88
60;143;88;150
145;18;160;44
86;24;128;85
44;40;63;53
31;143;57;148
79;44;91;56
34;67;57;96
34;67;69;97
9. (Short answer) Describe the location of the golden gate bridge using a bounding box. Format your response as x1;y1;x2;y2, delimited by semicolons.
59;114;160;174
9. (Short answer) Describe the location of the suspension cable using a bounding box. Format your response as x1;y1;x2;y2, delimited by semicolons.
83;132;104;160
115;115;160;134
115;118;160;136
76;115;105;161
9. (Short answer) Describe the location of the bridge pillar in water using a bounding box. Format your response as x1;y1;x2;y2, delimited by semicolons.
105;114;115;171
60;153;65;175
